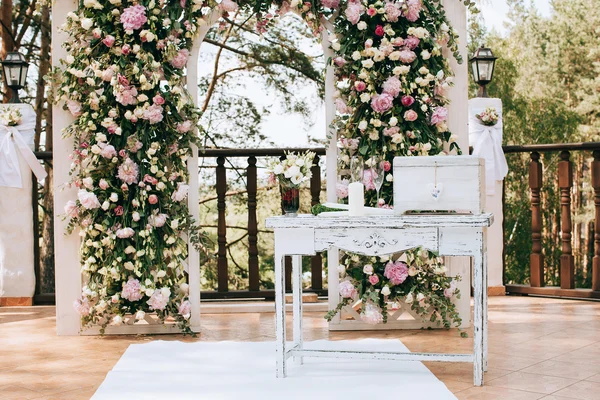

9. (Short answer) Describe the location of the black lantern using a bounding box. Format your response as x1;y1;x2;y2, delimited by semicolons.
469;46;497;98
1;52;29;103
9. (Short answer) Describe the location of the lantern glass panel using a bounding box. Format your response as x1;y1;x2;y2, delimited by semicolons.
5;65;22;87
19;64;29;87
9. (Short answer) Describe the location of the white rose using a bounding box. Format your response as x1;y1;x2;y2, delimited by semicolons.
91;144;101;155
389;117;398;127
388;51;401;61
110;193;118;202
132;211;141;222
80;18;94;30
405;293;414;304
363;264;373;275
381;286;391;296
369;130;379;140
361;59;374;69
156;270;166;278
421;50;431;60
112;315;123;325
417;293;425;302
124;261;134;270
331;41;341;51
135;310;145;319
358;120;368;130
352;51;362;61
386;174;394;182
360;92;371;103
357;21;368;30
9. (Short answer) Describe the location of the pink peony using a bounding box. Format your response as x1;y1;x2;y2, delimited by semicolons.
335;98;351;114
371;93;394;113
382;76;402;98
177;120;193;133
67;100;82;117
404;36;420;50
399;49;417;64
321;0;339;9
116;227;135;239
170;49;189;69
404;109;418;122
404;0;422;22
148;213;167;227
345;1;364;25
384;2;401;22
101;67;115;82
219;0;239;12
430;107;448;125
115;85;138;106
120;5;147;31
401;95;415;107
178;300;192;319
121;278;144;301
375;25;385;37
392;37;404;47
148;194;159;205
147;287;171;311
354;81;367;92
100;144;117;159
339;280;357;298
102;35;115;47
153;95;165;105
114;206;124;216
143;104;164;124
77;190;100;209
362;168;376;190
73;298;90;316
360;303;383;324
336;179;349;199
369;275;379;285
64;200;79;218
384;261;409;285
117;158;139;185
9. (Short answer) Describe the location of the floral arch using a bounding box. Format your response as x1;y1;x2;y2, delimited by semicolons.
51;0;470;335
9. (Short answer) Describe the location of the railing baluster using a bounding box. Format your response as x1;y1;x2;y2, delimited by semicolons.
216;156;229;292
592;151;600;291
529;151;544;287
310;155;323;292
559;150;575;289
247;156;259;291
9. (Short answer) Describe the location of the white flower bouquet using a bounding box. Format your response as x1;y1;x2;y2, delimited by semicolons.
0;107;22;127
268;151;316;188
475;107;499;126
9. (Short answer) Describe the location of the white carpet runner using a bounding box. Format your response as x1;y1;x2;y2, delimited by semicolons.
92;339;458;400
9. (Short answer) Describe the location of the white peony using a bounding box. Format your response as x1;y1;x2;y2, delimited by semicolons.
80;18;94;29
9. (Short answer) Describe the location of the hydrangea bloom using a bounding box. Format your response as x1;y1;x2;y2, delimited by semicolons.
121;278;144;301
147;287;171;311
384;261;409;285
120;5;147;31
143;104;164;125
382;76;402;98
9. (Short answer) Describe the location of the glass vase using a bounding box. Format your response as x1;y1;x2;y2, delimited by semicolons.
280;182;300;217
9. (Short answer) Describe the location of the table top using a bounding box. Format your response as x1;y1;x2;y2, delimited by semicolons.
266;213;494;229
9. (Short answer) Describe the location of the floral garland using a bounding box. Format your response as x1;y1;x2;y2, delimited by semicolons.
55;0;472;333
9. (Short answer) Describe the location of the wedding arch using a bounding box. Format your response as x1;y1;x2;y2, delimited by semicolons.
52;0;470;335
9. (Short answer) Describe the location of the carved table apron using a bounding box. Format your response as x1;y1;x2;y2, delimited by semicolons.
265;213;494;386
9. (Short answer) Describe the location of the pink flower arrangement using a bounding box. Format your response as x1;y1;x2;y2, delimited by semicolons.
382;76;401;98
146;287;171;311
398;49;417;64
360;303;383;324
120;5;147;31
404;36;420;50
371;93;394;113
384;261;409;285
375;25;385;36
102;35;115;47
384;2;401;22
117;158;139;185
143;104;164;125
401;95;415;107
121;278;144;301
170;49;189;69
336;179;349;199
404;109;418;122
345;1;364;25
430;106;448;125
339;280;357;298
321;0;339;9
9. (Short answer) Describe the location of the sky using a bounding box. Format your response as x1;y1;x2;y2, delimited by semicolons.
235;0;555;148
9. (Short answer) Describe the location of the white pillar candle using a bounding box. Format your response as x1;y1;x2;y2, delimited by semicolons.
348;182;365;216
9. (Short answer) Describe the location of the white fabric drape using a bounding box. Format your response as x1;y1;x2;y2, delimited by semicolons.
0;110;46;188
469;111;508;195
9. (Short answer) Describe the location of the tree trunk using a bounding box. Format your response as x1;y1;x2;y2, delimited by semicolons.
0;0;14;102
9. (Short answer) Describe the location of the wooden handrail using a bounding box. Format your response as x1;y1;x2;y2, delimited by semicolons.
199;147;327;157
503;142;600;154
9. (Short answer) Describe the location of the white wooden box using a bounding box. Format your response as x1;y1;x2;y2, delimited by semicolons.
393;156;485;215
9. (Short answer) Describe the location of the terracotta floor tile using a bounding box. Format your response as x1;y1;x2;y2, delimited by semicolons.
586;374;600;383
521;359;600;380
0;385;43;400
488;372;579;395
553;380;600;400
553;344;600;365
539;396;582;400
455;386;546;399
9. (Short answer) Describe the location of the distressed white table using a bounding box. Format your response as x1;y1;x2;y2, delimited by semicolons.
265;213;493;386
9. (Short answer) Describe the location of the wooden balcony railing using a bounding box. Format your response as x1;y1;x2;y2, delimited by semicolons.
503;143;600;299
199;148;327;300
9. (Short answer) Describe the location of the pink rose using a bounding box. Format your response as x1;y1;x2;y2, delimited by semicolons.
119;149;127;158
369;275;379;285
382;76;401;98
64;200;79;218
367;7;377;16
399;49;417;64
143;174;158;185
120;5;147;31
384;2;401;22
77;190;100;210
146;287;171;311
121;278;143;301
114;205;124;216
99;179;109;190
401;95;415;107
371;93;394;113
375;25;385;37
149;213;167;227
178;300;192;319
101;67;115;82
73;298;90;316
404;36;420;50
430;107;448;125
121;44;131;55
404;109;418;122
384;261;409;285
148;194;159;205
171;184;189;202
383;126;399;136
354;81;367;92
335;98;351;114
392;37;404;47
102;35;115;47
170;49;189;69
339;280;357;298
345;2;364;25
333;57;346;67
321;0;339;9
381;161;391;172
115;85;138;106
219;0;239;12
67;100;82;117
142;104;164;125
153;95;165;105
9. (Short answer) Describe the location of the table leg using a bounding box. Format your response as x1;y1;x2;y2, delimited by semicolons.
275;252;287;378
473;245;484;386
292;255;303;365
483;250;489;372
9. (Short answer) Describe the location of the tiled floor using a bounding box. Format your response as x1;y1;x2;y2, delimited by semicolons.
0;296;599;399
